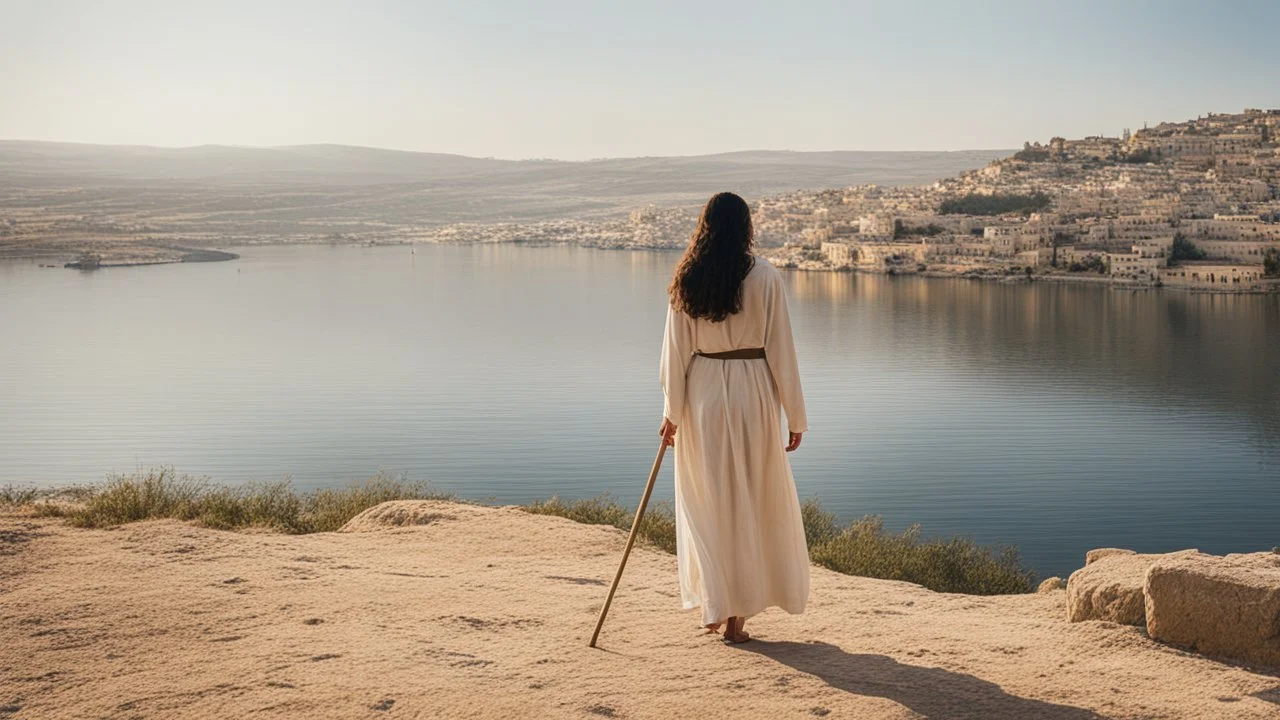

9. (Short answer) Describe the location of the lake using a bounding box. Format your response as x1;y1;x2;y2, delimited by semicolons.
2;243;1278;578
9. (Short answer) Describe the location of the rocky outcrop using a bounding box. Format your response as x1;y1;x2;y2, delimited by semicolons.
1085;548;1136;566
339;500;460;532
1145;551;1280;668
1067;552;1157;625
1037;577;1066;593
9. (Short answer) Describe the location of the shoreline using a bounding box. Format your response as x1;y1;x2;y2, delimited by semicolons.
9;236;1277;294
62;245;239;270
767;258;1280;295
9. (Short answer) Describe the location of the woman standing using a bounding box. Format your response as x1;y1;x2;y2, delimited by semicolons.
659;191;810;644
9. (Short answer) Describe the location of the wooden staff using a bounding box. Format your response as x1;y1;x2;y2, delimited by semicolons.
588;440;668;648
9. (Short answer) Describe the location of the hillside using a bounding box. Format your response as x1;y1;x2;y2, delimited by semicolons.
757;108;1280;292
0;141;1006;261
0;140;1004;193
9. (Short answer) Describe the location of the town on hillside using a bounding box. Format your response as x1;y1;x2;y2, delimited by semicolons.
13;109;1277;292
756;108;1280;291
416;108;1280;292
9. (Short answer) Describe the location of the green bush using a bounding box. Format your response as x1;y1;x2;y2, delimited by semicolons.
1068;255;1106;274
525;495;1035;595
808;515;1034;595
895;223;947;238
939;192;1051;216
1120;148;1157;164
1169;235;1207;266
800;498;840;546
1264;248;1279;277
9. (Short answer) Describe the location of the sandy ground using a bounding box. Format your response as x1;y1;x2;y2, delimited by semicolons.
2;501;1278;720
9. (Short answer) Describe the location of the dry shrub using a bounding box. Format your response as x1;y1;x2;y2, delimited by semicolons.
64;467;449;534
526;495;1034;595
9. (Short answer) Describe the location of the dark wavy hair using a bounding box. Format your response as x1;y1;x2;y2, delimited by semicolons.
668;192;755;322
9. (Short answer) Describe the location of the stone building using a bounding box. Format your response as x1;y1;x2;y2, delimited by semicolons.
1108;252;1162;279
984;225;1020;256
1160;262;1265;287
820;241;856;267
858;214;898;238
1016;249;1051;267
1193;239;1280;263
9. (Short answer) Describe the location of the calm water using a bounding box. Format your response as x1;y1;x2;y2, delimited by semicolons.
2;244;1278;577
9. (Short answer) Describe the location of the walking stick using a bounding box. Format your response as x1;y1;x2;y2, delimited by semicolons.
588;439;669;648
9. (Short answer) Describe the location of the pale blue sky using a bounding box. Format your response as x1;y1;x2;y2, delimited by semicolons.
2;0;1277;159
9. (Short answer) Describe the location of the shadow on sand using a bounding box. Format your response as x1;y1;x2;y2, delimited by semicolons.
742;640;1107;720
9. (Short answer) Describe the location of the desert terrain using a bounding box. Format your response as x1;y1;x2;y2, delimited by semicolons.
2;500;1277;719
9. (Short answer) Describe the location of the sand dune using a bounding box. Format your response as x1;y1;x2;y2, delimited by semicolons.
2;501;1278;719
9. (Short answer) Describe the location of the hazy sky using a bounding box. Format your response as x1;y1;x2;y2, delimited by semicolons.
3;0;1278;160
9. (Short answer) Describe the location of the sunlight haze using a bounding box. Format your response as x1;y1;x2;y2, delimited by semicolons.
3;0;1277;159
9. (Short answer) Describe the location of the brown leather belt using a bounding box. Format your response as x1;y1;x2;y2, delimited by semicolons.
694;348;766;360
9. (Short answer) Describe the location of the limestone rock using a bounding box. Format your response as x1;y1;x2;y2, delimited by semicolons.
1067;552;1155;625
339;500;458;532
1145;551;1280;668
1085;548;1136;566
1037;577;1066;593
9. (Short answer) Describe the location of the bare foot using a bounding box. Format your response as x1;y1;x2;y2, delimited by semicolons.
703;622;723;635
723;616;751;644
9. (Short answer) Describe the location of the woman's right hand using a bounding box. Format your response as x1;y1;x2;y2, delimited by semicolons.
659;418;677;447
786;432;803;452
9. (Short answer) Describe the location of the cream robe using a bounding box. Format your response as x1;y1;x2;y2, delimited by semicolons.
660;257;810;626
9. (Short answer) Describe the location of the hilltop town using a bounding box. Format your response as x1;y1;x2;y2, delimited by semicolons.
408;108;1280;292
5;110;1279;291
754;108;1280;291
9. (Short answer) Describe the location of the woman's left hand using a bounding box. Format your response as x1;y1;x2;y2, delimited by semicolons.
659;418;678;447
786;432;803;452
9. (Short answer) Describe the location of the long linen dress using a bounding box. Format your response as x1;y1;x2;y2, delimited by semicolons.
660;256;810;626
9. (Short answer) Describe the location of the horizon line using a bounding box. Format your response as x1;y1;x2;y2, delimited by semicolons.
0;137;1017;164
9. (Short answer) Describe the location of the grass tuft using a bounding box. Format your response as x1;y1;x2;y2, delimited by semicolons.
1;484;95;515
806;513;1035;595
61;467;450;533
0;485;42;507
305;476;452;533
524;495;677;554
18;467;1034;595
523;495;1035;595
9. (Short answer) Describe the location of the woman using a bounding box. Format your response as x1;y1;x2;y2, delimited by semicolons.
659;191;810;644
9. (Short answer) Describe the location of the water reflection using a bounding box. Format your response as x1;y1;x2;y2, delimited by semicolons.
790;272;1280;448
1;244;1277;577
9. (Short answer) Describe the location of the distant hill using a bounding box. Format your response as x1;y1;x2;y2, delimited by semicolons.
0;141;1008;223
0;141;503;185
